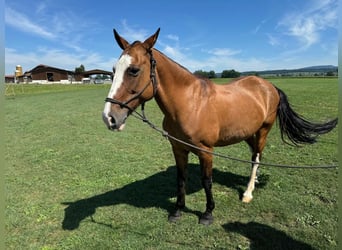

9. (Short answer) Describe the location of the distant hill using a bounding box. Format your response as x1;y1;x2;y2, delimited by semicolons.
300;65;337;70
242;65;338;77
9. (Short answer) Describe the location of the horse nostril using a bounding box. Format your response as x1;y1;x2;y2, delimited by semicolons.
110;116;115;124
109;116;117;129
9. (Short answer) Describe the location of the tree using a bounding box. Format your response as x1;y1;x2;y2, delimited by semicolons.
75;64;85;73
208;70;216;78
193;70;209;78
221;69;241;78
193;70;216;78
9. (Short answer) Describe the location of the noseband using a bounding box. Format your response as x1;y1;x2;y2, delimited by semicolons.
104;50;157;113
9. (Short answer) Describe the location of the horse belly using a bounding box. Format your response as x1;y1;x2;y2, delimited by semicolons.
215;126;255;146
215;110;265;146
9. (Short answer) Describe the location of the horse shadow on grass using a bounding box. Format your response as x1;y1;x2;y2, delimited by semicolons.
61;164;268;230
223;221;316;250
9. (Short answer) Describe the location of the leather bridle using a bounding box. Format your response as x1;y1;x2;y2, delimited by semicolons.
104;49;157;113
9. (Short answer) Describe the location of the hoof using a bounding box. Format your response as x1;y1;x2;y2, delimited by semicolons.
199;212;214;226
242;194;253;203
168;210;182;223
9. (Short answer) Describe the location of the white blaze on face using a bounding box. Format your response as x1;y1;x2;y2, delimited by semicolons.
103;54;132;116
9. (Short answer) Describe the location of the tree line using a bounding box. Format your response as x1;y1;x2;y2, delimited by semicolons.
76;63;241;79
193;69;241;78
76;64;336;79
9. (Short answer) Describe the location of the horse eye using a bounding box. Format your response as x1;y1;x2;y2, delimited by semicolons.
128;67;140;77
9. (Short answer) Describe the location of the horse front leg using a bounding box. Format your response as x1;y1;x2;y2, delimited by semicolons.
199;151;215;225
168;146;189;222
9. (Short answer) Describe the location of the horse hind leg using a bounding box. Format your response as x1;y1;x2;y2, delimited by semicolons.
198;150;215;225
242;125;272;203
242;151;261;203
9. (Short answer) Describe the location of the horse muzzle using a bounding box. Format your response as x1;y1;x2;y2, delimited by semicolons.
102;110;127;131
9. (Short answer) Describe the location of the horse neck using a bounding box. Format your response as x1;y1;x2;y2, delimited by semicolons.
153;49;198;118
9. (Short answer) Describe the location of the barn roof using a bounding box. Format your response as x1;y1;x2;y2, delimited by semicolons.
23;65;112;76
81;69;113;76
25;64;74;74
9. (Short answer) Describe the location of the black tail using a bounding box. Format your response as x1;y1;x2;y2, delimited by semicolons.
275;87;337;145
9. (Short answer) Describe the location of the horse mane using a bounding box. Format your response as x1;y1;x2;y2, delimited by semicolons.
153;48;214;89
153;48;193;75
159;50;218;96
129;44;193;77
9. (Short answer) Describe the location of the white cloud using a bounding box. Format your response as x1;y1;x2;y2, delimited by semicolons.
35;2;47;14
278;0;338;48
291;19;317;46
163;45;185;59
166;34;179;42
205;56;269;72
5;47;115;74
252;19;268;34
105;22;272;72
5;7;55;39
5;6;105;74
119;20;150;42
6;8;336;77
5;6;98;53
267;34;281;46
159;43;269;72
206;48;241;57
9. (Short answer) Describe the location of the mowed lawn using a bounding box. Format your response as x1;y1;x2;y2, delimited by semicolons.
5;78;338;249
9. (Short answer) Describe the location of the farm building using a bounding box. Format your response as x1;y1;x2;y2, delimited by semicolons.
74;69;113;82
5;75;15;83
18;64;74;83
5;64;113;84
11;65;113;83
5;65;24;83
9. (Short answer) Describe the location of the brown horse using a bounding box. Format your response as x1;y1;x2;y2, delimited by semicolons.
102;28;337;225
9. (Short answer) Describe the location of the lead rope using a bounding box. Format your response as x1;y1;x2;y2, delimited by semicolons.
130;104;338;169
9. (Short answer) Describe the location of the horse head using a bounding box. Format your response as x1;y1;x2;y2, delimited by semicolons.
102;28;160;131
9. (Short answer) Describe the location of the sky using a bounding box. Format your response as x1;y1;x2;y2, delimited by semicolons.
5;0;339;75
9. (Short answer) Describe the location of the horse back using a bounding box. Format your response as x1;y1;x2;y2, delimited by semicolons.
218;76;279;115
205;76;279;145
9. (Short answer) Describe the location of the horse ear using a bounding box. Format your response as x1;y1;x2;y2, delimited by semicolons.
143;28;160;49
113;29;130;50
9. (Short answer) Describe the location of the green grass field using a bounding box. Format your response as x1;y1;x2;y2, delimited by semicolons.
5;78;338;249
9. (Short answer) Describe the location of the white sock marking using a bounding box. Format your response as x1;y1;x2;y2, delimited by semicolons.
103;54;132;116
